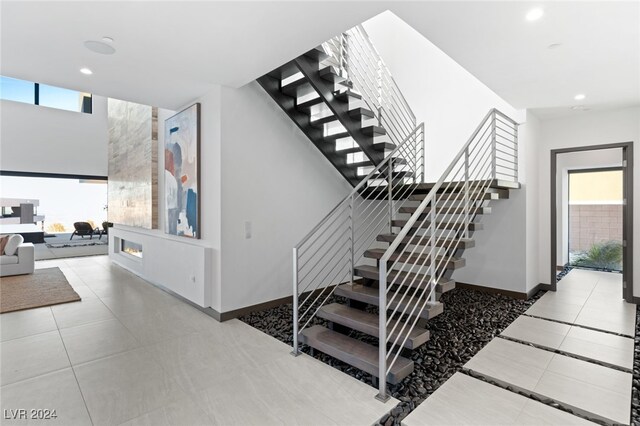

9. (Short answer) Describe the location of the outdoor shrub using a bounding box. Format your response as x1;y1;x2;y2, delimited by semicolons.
571;240;622;270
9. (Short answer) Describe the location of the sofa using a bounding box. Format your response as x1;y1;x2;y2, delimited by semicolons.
1;235;35;277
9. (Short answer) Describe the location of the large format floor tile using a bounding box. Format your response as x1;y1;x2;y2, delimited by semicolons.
0;307;57;342
0;368;92;426
501;316;634;370
51;298;115;329
59;318;140;365
464;338;553;390
0;330;70;386
401;373;596;426
465;339;632;425
73;348;189;426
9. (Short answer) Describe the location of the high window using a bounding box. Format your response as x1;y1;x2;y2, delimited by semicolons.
0;75;92;113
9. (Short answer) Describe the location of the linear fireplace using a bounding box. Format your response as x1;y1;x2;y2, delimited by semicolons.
121;239;143;259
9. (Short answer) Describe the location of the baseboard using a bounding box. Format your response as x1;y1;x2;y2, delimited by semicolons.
556;265;565;271
456;281;552;300
217;284;341;322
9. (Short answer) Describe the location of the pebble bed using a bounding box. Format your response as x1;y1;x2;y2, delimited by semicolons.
240;287;543;425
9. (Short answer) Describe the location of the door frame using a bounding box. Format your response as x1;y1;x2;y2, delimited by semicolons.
550;142;634;303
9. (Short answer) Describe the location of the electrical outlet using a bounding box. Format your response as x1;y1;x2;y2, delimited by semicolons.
244;221;252;239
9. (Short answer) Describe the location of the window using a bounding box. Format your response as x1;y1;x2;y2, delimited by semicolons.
0;76;34;104
0;75;92;113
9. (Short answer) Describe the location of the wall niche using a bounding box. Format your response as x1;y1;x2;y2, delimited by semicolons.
107;99;158;229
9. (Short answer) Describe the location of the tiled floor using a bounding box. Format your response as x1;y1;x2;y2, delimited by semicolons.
0;256;398;425
403;269;636;426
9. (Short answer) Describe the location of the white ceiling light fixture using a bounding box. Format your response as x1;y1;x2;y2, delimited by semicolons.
84;40;116;55
574;93;586;101
101;36;114;43
80;67;93;75
526;7;544;21
571;105;591;111
547;43;562;50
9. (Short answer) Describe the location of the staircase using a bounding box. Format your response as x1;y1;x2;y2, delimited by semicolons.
258;25;422;187
258;25;520;402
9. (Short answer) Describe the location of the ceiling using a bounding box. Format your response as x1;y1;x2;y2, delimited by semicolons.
2;1;639;118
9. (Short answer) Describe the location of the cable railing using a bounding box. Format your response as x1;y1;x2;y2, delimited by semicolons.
322;25;417;164
291;124;425;355
375;109;518;400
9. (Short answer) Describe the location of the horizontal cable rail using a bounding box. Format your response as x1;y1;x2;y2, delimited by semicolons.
376;109;518;400
292;124;425;355
322;25;418;168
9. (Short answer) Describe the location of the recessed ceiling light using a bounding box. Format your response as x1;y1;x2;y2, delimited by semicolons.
574;94;586;101
101;36;114;43
80;67;93;75
547;43;562;50
526;7;544;21
84;40;116;55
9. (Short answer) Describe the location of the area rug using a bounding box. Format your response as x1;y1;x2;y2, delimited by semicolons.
0;267;81;313
46;240;108;249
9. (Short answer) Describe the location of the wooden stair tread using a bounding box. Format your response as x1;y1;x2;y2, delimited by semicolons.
364;248;466;269
377;233;475;249
391;219;483;231
409;192;502;201
354;265;456;293
335;283;444;321
299;325;414;384
318;303;430;350
398;206;492;215
337;141;395;154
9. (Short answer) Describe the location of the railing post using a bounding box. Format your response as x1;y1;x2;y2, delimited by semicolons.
464;147;470;239
429;193;436;303
350;194;355;283
420;123;425;183
376;262;389;402
514;125;519;183
491;110;497;180
291;247;300;356
388;158;394;233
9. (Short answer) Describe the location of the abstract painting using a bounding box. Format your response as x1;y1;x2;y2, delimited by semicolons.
164;103;200;238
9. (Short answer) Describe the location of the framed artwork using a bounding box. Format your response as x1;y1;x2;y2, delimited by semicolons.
164;103;200;238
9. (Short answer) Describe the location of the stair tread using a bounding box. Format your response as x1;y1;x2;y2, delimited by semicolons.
281;78;315;98
337;141;395;154
398;206;492;215
361;125;387;136
364;248;465;269
354;264;455;292
409;192;501;201
318;303;430;350
296;96;324;110
391;219;483;231
335;283;444;321
377;233;475;249
299;324;413;384
349;107;376;119
334;91;362;102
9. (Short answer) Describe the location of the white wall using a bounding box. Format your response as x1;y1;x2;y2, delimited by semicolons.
364;11;537;294
362;11;523;181
555;149;622;266
0;97;108;176
219;82;352;312
537;106;640;296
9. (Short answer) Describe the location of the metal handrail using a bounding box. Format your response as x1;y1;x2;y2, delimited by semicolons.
376;109;518;400
321;25;418;163
292;124;425;355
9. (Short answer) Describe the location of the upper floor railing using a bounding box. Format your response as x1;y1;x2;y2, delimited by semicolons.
322;25;417;154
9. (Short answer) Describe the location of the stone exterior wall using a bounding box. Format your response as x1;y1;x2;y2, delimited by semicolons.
569;204;622;252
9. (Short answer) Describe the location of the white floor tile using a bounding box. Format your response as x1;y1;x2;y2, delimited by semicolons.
73;348;189;426
60;318;141;365
0;368;92;426
501;316;570;349
559;326;634;369
51;299;115;329
0;330;70;386
0;307;57;342
118;397;212;426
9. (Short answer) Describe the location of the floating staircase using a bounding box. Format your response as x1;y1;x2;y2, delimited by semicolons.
257;24;520;401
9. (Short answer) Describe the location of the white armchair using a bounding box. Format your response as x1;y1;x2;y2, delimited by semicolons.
0;243;35;277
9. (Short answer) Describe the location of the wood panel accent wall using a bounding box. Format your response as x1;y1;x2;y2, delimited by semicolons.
107;99;158;229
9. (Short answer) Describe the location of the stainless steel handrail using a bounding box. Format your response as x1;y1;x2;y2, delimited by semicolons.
291;124;425;355
376;109;518;400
